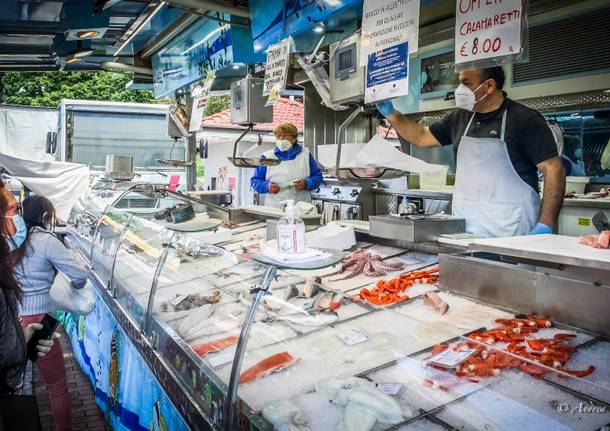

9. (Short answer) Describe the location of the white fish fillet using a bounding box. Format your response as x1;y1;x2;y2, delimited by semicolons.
318;376;403;431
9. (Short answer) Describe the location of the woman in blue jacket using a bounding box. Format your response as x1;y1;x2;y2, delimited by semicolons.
250;123;323;207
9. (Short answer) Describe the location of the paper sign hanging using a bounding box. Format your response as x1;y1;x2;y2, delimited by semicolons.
364;41;409;104
189;71;215;132
454;0;523;65
360;0;420;66
263;37;291;104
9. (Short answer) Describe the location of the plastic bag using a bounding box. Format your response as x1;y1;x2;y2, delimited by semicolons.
49;272;95;315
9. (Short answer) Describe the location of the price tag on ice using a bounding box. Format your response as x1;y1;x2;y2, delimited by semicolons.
427;346;477;369
375;383;403;396
170;294;189;306
338;328;369;346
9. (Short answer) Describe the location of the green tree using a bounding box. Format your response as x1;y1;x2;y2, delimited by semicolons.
0;71;158;107
204;95;230;116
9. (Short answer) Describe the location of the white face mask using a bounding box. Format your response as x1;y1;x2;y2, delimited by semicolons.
454;82;488;111
276;139;293;152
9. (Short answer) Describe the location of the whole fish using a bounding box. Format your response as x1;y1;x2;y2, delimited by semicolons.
274;310;338;327
176;304;215;338
186;308;245;340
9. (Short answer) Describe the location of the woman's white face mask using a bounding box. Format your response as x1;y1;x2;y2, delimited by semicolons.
276;139;293;152
454;81;489;111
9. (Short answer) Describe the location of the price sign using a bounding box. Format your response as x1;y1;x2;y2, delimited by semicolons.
427;345;477;368
455;0;523;65
263;37;291;103
375;383;403;396
338;328;369;345
360;0;420;66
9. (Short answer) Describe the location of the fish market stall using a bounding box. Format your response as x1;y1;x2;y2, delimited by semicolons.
62;180;610;431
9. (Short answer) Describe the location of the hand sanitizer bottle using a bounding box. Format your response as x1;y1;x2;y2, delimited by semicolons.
277;200;306;254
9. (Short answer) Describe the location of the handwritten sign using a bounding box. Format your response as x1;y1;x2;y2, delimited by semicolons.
263;37;291;101
360;0;420;66
455;0;523;65
364;41;409;104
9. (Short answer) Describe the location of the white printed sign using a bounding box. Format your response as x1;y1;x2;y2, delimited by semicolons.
338;328;369;345
364;41;409;104
375;383;403;396
455;0;523;65
360;0;420;66
263;37;291;99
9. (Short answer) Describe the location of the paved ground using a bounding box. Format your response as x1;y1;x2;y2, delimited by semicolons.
32;328;107;430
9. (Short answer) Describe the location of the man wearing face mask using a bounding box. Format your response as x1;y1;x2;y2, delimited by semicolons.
376;66;566;238
251;123;323;208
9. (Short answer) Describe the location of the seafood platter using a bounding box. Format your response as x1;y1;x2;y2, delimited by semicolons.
65;183;610;431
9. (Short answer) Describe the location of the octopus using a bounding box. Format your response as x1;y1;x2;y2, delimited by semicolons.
331;249;404;281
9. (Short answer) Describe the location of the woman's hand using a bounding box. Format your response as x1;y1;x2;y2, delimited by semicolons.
293;179;307;191
268;183;280;194
23;323;60;358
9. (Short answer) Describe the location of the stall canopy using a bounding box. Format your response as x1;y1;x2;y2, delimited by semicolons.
0;0;250;75
1;0;456;95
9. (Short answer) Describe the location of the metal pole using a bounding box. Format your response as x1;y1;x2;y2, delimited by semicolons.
143;231;176;335
334;106;363;176
187;133;197;190
108;214;133;297
225;265;277;431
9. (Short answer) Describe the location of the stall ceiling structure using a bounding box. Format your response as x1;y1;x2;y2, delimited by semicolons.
0;0;593;75
0;0;249;72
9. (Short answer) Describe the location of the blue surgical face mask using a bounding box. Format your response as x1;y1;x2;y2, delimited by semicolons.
4;214;27;251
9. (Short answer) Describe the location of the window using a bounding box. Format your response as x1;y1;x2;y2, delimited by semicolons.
420;51;459;96
544;109;610;181
70;111;184;168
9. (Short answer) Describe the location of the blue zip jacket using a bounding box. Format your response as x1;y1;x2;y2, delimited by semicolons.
250;144;323;194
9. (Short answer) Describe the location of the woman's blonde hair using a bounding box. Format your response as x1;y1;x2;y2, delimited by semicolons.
273;123;298;139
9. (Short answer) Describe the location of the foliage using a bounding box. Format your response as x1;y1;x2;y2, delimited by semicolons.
0;71;159;107
204;95;230;116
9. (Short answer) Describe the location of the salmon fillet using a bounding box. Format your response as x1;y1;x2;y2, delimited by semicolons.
239;352;299;384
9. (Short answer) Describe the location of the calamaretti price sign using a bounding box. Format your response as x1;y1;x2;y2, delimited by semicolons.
455;0;523;65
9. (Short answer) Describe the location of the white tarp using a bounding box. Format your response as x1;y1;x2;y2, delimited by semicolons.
0;105;58;160
0;153;89;221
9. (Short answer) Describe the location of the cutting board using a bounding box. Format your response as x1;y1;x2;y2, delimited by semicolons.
470;234;610;271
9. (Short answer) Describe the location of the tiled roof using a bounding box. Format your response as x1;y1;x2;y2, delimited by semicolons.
202;97;304;132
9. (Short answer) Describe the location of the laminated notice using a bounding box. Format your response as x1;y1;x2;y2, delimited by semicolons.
427;346;477;369
338;328;369;345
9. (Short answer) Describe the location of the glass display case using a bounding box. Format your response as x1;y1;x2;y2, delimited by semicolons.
65;184;610;431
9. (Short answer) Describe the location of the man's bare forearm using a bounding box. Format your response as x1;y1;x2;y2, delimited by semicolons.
538;158;566;230
387;112;440;148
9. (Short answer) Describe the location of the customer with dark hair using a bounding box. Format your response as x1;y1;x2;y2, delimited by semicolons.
13;195;89;431
0;180;55;395
377;66;566;237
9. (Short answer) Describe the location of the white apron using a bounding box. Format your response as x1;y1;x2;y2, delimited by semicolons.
452;109;540;237
263;147;312;208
